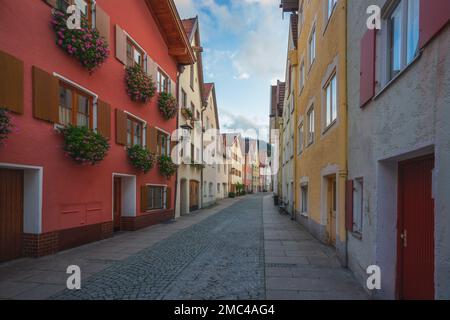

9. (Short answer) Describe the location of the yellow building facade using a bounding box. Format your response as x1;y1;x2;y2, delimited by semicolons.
292;0;348;261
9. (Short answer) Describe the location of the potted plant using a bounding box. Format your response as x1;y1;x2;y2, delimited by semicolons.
158;92;178;120
0;108;13;145
228;192;236;198
158;155;177;178
127;145;156;173
125;65;156;103
59;125;110;165
181;107;193;120
51;10;109;72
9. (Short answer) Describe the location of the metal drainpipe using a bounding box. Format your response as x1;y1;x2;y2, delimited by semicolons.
172;65;182;221
200;103;207;208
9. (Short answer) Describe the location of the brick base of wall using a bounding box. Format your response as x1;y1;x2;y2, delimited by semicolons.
121;210;174;231
22;221;113;258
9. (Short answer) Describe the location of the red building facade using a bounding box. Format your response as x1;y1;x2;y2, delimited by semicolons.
0;0;194;262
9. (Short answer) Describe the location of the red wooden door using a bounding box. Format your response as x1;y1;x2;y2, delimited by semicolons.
113;177;122;231
0;169;24;262
397;155;435;300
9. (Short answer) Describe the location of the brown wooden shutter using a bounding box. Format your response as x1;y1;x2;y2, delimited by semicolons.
140;185;149;212
166;187;172;209
146;126;158;154
97;100;111;139
0;51;24;114
115;24;127;65
345;180;354;232
419;0;450;49
44;0;57;8
146;57;158;82
170;79;177;97
32;66;59;123
95;4;110;43
115;108;127;145
359;29;376;108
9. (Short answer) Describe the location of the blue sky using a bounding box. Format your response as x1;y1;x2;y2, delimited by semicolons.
174;0;289;139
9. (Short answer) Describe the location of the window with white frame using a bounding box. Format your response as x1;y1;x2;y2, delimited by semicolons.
327;0;338;19
301;184;308;214
386;0;420;81
309;25;316;67
147;186;165;210
157;69;171;93
298;122;304;154
299;60;305;91
325;74;337;128
307;107;315;145
353;178;364;234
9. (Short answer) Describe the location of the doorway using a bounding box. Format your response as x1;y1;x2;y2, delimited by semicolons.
113;177;122;232
327;175;337;246
0;169;24;262
397;154;435;299
189;180;199;211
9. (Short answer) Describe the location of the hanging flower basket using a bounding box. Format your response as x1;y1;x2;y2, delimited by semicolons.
158;155;177;178
0;108;13;145
125;65;156;103
59;125;110;165
181;107;193;120
127;145;156;173
158;92;178;120
51;9;109;72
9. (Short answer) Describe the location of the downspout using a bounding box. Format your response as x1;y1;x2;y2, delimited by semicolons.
344;1;349;268
172;65;182;221
200;103;207;207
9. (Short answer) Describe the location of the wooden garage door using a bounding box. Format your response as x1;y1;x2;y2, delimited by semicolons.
0;169;24;262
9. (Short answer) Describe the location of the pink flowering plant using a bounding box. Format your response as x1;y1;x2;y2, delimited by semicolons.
158;92;178;120
51;10;109;72
127;144;156;173
158;155;178;178
60;125;110;165
0;108;13;145
125;65;156;103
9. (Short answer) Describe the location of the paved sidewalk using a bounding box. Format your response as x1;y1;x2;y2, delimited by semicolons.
263;195;368;300
0;197;240;300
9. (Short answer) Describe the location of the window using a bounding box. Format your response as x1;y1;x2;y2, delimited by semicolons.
57;0;93;25
299;60;305;91
353;178;364;234
203;182;207;197
327;0;338;18
58;82;93;128
157;131;169;156
126;39;144;69
209;182;213;197
309;26;316;67
301;185;308;214
181;89;187;108
126;117;144;147
325;74;337;127
217;183;220;193
307;107;315;145
298;122;304;154
147;186;165;210
157;70;171;93
387;0;420;81
190;64;195;89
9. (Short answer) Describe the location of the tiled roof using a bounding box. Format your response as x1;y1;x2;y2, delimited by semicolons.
277;81;286;117
182;17;197;40
203;83;214;101
290;14;298;48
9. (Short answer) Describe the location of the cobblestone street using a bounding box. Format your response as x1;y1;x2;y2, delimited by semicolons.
0;194;367;300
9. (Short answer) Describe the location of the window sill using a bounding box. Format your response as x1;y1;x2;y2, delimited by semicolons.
322;119;337;135
351;231;363;240
373;52;422;102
